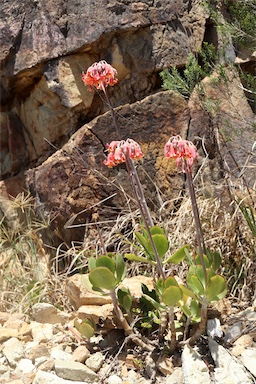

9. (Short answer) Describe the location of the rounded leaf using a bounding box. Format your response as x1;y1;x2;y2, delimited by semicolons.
164;276;178;288
96;256;115;273
205;275;227;302
79;321;95;339
89;267;116;290
162;286;183;307
88;257;96;271
150;226;165;235
147;234;169;259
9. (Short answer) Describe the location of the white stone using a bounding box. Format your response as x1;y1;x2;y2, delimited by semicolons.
31;322;53;342
0;364;8;374
240;348;256;377
208;337;254;384
166;367;184;384
85;351;104;372
16;358;35;373
2;337;24;367
51;349;73;361
32;369;90;383
55;359;97;383
72;345;90;363
107;374;123;384
181;344;211;384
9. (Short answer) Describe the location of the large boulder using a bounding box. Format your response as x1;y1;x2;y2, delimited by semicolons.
0;0;207;178
26;90;189;245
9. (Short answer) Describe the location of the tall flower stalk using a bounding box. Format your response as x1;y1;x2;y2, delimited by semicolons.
82;60;165;279
164;135;208;343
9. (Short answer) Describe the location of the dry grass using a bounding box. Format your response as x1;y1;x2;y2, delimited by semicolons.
0;170;255;314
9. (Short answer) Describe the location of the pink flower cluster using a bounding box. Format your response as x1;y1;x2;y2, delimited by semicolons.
104;139;144;168
164;135;199;172
82;60;118;90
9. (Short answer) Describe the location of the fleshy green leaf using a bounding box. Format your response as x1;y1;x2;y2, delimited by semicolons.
117;287;132;312
194;254;211;268
135;232;149;252
146;234;169;259
181;304;191;318
124;253;156;266
88;257;96;271
115;254;127;283
123;295;132;312
195;265;206;287
96;256;115;273
205;275;227;302
187;275;205;296
164;244;190;264
89;267;116;290
150;226;165;235
207;268;216;283
164;276;178;288
190;299;200;317
212;252;222;271
179;285;198;301
78;320;94;339
162;286;183;307
155;278;165;296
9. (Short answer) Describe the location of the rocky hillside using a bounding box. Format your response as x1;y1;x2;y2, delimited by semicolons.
1;0;255;246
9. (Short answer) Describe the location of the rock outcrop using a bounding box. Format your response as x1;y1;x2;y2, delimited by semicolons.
0;0;255;247
0;0;206;178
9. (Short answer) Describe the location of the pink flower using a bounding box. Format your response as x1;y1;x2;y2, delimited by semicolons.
164;135;199;172
104;139;144;168
82;60;118;90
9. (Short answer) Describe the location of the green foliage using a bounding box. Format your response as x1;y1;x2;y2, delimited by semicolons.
88;253;127;292
186;263;227;304
74;318;95;339
160;43;217;98
125;225;169;264
117;287;132;313
238;201;256;238
164;244;190;264
224;0;256;48
194;249;222;271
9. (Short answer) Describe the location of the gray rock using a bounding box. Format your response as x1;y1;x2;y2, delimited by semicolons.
2;337;24;367
208;337;254;383
32;369;90;384
181;344;211;384
207;318;223;338
55;359;97;383
224;322;243;344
